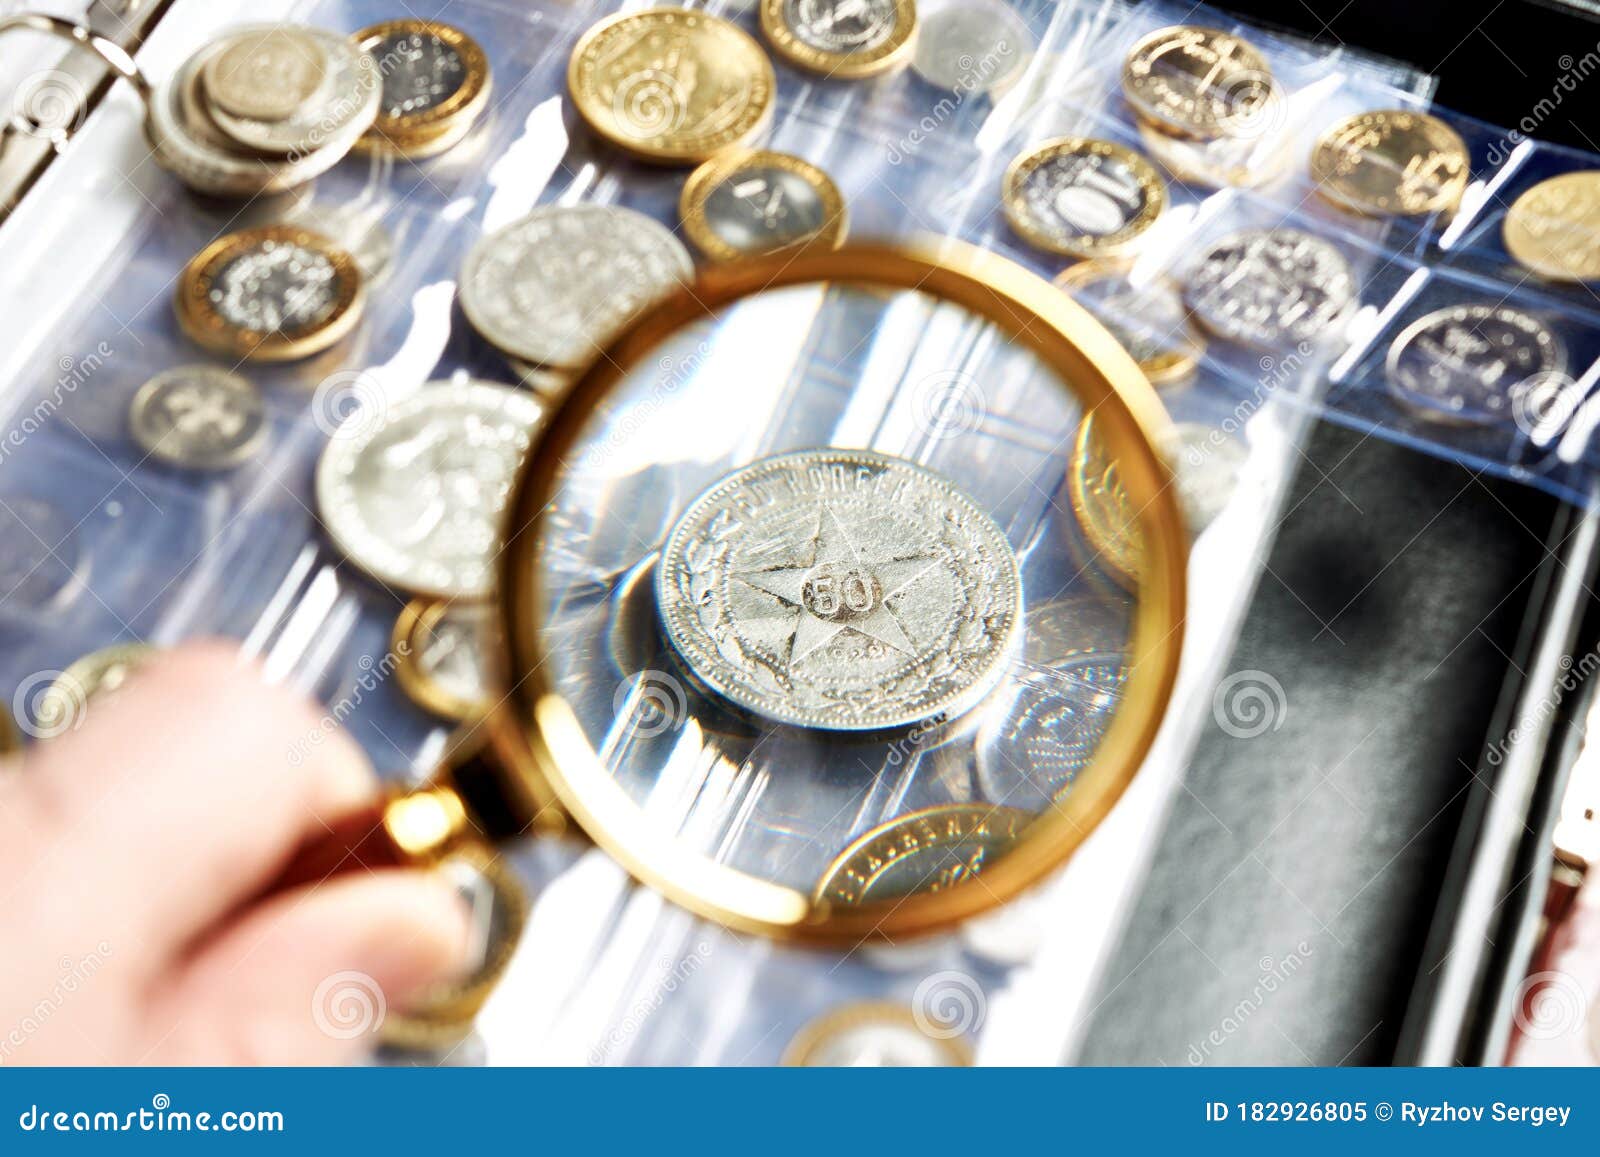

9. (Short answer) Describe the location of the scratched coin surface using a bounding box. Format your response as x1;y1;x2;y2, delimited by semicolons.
1311;109;1469;217
129;366;267;471
680;149;846;260
569;8;775;163
761;0;917;79
1002;137;1167;258
1121;25;1275;141
316;381;544;598
1503;171;1600;283
656;450;1022;731
1385;304;1566;426
1184;227;1356;350
815;803;1030;904
459;205;693;370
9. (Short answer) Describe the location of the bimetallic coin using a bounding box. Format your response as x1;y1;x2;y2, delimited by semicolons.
761;0;917;79
129;366;267;471
355;20;491;159
201;25;329;123
176;226;365;362
1311;110;1469;218
656;450;1022;732
1002;137;1166;259
32;644;155;739
1068;414;1140;588
679;149;847;260
1122;25;1275;141
1503;171;1600;283
784;1003;973;1066
815;803;1029;904
1385;304;1566;427
1053;259;1204;387
569;9;775;164
459;205;692;371
1184;227;1355;350
205;26;380;158
0;498;84;613
393;598;498;721
316;381;543;599
912;0;1032;93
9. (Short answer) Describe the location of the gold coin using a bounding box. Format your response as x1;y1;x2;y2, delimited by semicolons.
1001;137;1166;259
679;149;847;260
202;26;329;124
392;598;498;722
175;225;365;362
1135;114;1292;190
1068;413;1141;588
1503;171;1600;283
783;1002;974;1066
815;803;1030;906
33;644;156;740
353;21;491;159
381;847;528;1051
760;0;918;80
1311;109;1469;217
568;8;775;165
1121;25;1275;141
1053;259;1203;387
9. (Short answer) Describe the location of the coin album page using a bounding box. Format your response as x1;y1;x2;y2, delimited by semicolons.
0;0;1597;1068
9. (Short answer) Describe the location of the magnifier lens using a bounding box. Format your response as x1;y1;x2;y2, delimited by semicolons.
503;249;1183;939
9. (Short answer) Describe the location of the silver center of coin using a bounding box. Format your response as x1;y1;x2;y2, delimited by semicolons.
316;381;543;598
1386;304;1566;425
1184;228;1355;349
370;31;466;118
656;450;1022;731
1021;153;1150;242
211;243;339;333
785;0;899;54
129;366;266;470
913;3;1030;91
705;165;828;252
460;206;692;370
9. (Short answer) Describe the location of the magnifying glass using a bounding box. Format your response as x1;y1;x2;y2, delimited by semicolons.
288;239;1187;952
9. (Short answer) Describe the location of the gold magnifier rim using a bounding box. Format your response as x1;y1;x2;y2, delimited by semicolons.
496;239;1188;944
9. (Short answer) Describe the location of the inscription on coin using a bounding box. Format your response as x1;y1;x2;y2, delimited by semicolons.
1503;171;1600;283
1003;137;1166;258
1122;25;1275;140
815;803;1030;904
680;150;846;259
1386;304;1565;426
1184;227;1355;349
656;450;1022;731
129;366;266;470
1311;110;1469;217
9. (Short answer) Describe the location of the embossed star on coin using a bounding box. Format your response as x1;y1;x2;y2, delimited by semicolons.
656;450;1022;731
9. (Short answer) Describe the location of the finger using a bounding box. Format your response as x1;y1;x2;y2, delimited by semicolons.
1;640;380;980
140;870;471;1065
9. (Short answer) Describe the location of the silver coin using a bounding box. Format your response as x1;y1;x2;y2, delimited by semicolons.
209;240;341;334
1184;228;1355;350
1385;304;1566;426
784;0;901;55
129;366;267;470
704;164;830;253
364;28;469;120
912;1;1032;92
656;450;1022;731
0;498;84;613
202;25;329;123
316;381;543;598
1164;423;1246;532
459;205;693;371
205;26;380;158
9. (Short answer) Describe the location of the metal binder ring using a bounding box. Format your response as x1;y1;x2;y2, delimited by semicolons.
0;13;150;147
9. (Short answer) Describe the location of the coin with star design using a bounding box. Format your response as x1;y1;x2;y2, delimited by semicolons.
129;366;267;470
655;450;1022;731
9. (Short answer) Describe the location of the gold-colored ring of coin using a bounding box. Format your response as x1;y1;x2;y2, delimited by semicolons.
36;643;156;740
1068;413;1140;588
393;598;494;722
679;149;847;260
1311;109;1470;218
1503;171;1600;283
1053;259;1203;387
380;846;528;1050
759;0;918;80
353;20;491;158
783;1002;974;1066
1121;25;1274;142
1001;137;1167;259
568;8;775;166
814;803;1030;905
175;226;365;362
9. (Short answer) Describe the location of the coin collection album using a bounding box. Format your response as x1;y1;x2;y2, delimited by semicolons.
0;0;1597;1072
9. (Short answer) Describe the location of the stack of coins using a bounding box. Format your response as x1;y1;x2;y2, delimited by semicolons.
1120;25;1289;190
148;23;381;197
353;20;492;159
